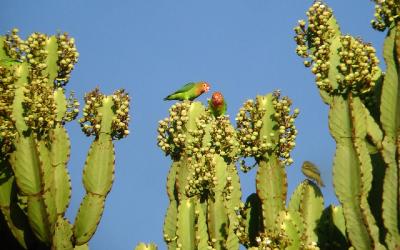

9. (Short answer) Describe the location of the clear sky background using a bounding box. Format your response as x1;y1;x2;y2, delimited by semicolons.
1;1;386;249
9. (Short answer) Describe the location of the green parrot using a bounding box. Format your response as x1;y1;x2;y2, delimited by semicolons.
208;91;227;117
163;81;210;101
301;161;325;187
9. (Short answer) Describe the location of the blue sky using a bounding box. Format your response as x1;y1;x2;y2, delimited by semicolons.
1;1;385;249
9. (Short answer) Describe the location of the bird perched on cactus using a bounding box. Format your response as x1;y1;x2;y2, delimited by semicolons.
163;81;210;101
208;91;227;117
301;161;325;187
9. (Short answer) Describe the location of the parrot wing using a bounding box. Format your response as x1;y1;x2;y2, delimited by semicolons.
170;82;196;94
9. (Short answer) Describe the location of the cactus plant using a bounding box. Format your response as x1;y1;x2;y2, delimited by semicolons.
0;29;130;249
294;1;400;249
157;101;242;250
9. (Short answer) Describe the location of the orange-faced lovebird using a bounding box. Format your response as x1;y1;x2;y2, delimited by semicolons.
164;81;210;101
208;91;227;117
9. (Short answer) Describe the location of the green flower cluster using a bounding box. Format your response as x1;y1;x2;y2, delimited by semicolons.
4;28;24;60
25;32;49;76
22;81;56;139
79;88;130;139
236;99;271;159
111;89;130;139
336;35;379;95
157;101;190;158
272;93;299;166
371;0;400;31
236;92;298;166
0;66;17;155
56;33;79;86
62;90;80;123
294;2;335;93
80;88;105;136
185;113;216;197
209;116;238;161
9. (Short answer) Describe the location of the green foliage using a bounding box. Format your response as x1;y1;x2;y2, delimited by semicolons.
0;29;131;249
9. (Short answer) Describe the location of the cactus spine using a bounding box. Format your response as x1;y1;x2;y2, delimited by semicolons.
0;29;131;249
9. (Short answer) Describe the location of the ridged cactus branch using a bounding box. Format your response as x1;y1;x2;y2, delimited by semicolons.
0;28;130;249
74;88;130;245
379;23;400;248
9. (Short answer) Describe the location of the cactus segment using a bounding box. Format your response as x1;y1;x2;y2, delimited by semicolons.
275;211;301;250
381;26;400;141
195;201;209;249
43;36;58;88
207;155;229;249
82;136;115;196
350;96;385;249
52;217;73;250
298;180;324;245
329;96;372;249
380;24;400;247
163;202;178;249
27;195;51;243
176;198;196;250
0;160;34;249
256;157;286;231
54;88;68;122
317;205;349;249
12;136;42;195
166;162;178;202
73;193;105;245
51;125;72;215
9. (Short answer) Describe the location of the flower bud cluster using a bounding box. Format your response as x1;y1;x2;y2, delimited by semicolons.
294;2;335;93
0;66;17;154
371;0;400;31
62;90;80;123
272;92;298;166
233;202;251;246
56;33;79;87
185;153;216;198
185;114;216;197
209;116;238;162
157;102;190;158
336;36;379;96
25;32;49;77
4;28;24;61
22;80;57;138
236;99;271;159
110;89;130;140
0;67;16;116
79;88;105;137
222;174;235;201
235;99;276;158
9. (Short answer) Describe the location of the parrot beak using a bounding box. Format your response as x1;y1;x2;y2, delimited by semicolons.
205;83;210;92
